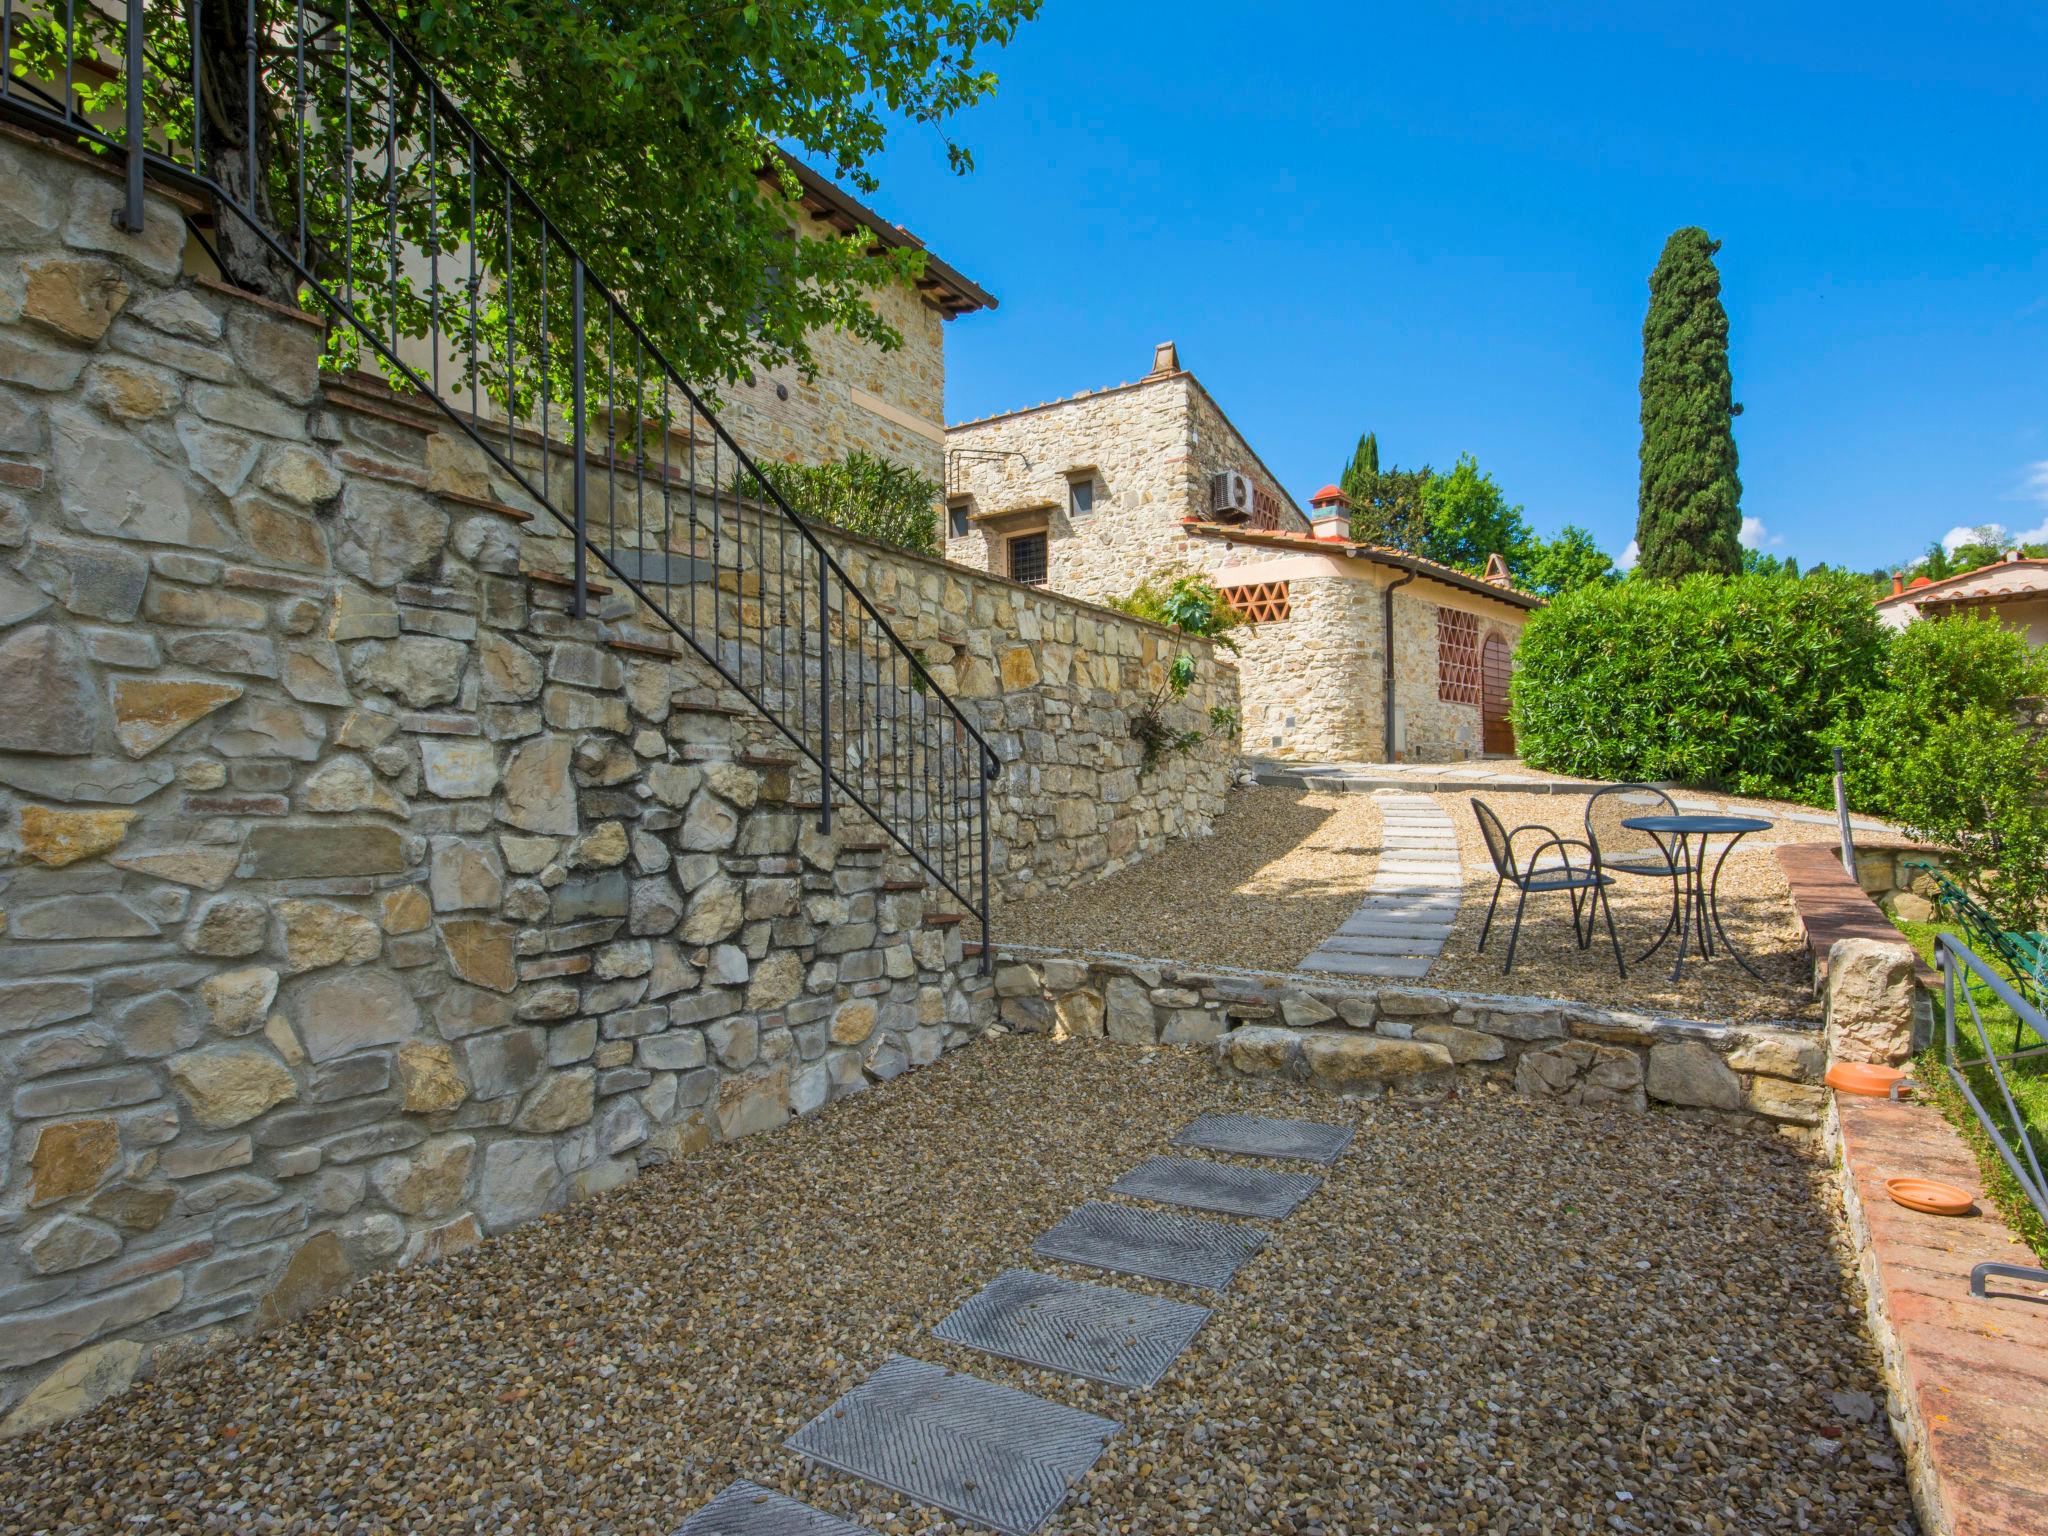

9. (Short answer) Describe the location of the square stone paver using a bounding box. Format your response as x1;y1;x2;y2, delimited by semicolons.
1172;1113;1354;1164
786;1353;1117;1536
931;1267;1210;1389
676;1480;869;1535
1031;1200;1266;1290
1109;1155;1322;1219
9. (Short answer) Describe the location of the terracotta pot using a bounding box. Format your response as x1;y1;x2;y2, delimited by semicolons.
1826;1061;1908;1097
1884;1177;1976;1217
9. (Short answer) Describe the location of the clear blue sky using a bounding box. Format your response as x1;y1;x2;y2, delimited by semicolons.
859;1;2048;573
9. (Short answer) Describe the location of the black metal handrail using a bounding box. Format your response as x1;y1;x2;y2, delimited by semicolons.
1934;934;2048;1300
0;0;997;961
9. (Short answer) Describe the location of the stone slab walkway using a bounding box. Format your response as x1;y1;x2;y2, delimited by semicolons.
1298;792;1462;978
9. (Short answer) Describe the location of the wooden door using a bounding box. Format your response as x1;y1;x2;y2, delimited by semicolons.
1481;634;1514;755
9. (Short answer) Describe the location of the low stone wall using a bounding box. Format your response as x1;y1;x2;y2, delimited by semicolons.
993;951;1827;1126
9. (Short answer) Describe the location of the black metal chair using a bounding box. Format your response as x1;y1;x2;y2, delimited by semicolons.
1472;798;1626;976
1584;782;1689;962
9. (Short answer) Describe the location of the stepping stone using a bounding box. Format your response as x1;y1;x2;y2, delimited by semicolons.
1032;1200;1266;1290
1110;1155;1322;1219
677;1480;869;1535
1172;1112;1354;1165
1336;914;1453;936
1317;934;1444;957
1299;951;1435;979
786;1354;1116;1536
931;1268;1209;1389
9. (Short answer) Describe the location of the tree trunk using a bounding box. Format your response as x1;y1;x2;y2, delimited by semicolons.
196;0;297;302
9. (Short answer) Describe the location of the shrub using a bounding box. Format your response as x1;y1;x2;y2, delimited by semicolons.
1510;570;1886;797
747;451;942;555
1110;570;1241;774
1835;616;2048;929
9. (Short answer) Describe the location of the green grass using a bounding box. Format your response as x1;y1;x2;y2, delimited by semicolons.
1890;917;2048;1264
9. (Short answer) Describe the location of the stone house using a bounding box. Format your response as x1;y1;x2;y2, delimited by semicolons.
943;344;1543;762
1877;553;2048;647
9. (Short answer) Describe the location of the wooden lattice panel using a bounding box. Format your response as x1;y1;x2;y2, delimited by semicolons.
1437;608;1480;704
1224;581;1290;623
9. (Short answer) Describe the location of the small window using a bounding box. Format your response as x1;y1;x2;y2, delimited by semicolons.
1437;608;1481;704
1223;581;1290;623
1069;478;1095;518
947;498;971;539
1009;531;1049;586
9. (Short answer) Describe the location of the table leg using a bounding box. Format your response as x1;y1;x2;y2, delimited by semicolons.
1669;835;1698;984
1705;832;1766;980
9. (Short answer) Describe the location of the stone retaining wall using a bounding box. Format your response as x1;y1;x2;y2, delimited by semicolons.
993;951;1827;1127
0;131;1233;1434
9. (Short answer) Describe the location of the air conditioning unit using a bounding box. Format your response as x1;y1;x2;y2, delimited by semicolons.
1209;470;1253;521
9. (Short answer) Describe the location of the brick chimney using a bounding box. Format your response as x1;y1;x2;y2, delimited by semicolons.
1890;572;1904;596
1307;485;1351;541
1147;340;1181;377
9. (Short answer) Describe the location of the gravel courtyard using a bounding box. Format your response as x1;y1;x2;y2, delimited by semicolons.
0;1038;1914;1535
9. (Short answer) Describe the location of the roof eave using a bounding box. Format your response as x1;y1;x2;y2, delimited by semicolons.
1181;521;1545;610
766;152;997;318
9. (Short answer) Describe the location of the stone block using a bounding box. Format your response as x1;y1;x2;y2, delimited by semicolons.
292;969;421;1062
166;1044;298;1128
1824;938;1919;1066
1514;1040;1646;1112
0;623;99;756
1645;1041;1742;1111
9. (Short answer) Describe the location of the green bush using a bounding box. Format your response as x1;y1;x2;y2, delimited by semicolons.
1510;571;1886;797
747;451;942;555
1835;617;2048;928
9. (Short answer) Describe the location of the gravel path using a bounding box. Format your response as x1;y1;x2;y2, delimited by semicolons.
999;788;1382;972
0;1038;1914;1534
1428;791;1824;1022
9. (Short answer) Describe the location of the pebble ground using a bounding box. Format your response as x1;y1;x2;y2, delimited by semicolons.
999;790;1382;970
0;1038;1916;1535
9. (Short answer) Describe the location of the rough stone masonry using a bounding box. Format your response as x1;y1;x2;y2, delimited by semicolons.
0;130;1233;1435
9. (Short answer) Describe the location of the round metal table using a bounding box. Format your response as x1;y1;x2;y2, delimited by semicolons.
1620;813;1773;983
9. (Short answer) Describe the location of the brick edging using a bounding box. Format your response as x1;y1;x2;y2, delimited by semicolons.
1827;1091;2048;1535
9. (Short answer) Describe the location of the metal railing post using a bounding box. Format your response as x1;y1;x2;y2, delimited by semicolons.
817;544;832;832
570;257;588;619
115;0;145;232
978;750;992;974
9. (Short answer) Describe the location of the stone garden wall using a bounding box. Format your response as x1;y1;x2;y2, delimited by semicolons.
994;952;1828;1127
0;132;1233;1434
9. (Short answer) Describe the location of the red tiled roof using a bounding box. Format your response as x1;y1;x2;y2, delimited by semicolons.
1179;520;1544;609
1877;556;2048;607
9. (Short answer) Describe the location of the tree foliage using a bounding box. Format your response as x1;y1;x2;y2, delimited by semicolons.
1832;617;2048;929
1338;431;1379;508
27;0;1038;398
1635;227;1744;581
1523;525;1616;596
749;451;943;555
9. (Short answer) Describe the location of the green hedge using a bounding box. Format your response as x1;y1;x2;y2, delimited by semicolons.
1509;572;1887;798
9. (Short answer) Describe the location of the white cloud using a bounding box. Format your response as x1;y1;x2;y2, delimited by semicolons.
1941;523;2002;553
2020;459;2048;506
1738;516;1785;550
1617;539;1639;572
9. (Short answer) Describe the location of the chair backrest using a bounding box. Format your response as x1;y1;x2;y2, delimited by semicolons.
1584;783;1678;867
1471;798;1515;880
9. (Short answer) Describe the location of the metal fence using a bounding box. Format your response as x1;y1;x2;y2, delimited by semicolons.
1935;933;2048;1297
0;0;998;960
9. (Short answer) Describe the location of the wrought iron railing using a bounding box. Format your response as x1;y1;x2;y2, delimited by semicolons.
1934;934;2048;1298
0;0;997;961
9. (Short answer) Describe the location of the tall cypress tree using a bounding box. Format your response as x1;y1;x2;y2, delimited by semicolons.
1635;228;1743;580
1339;431;1379;506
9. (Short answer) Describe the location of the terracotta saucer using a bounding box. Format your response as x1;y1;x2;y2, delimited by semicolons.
1826;1062;1908;1097
1885;1177;1976;1217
